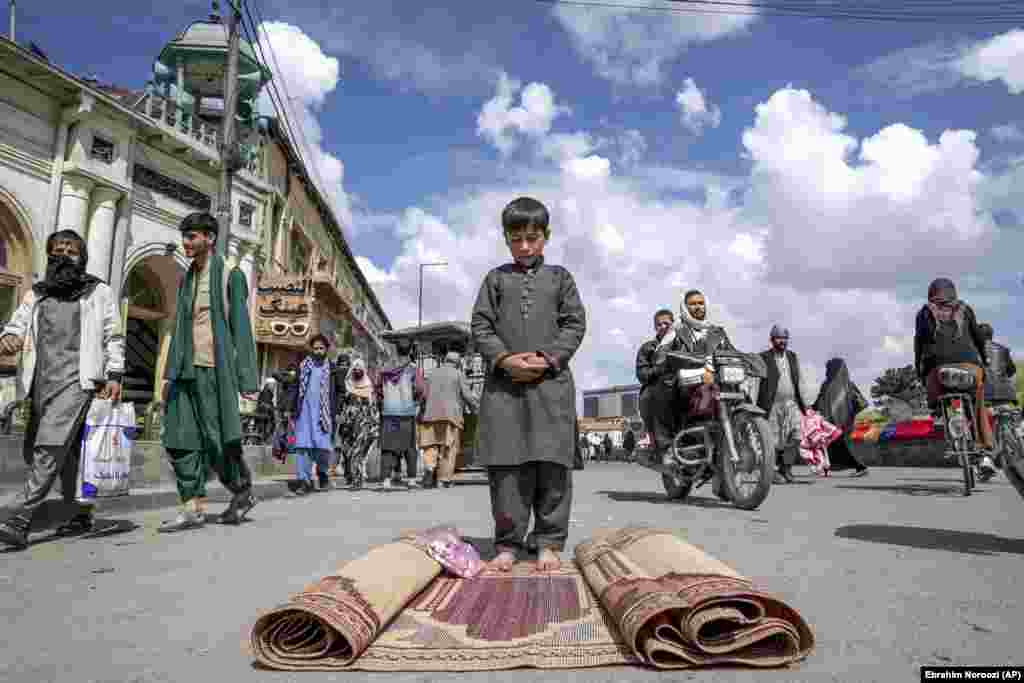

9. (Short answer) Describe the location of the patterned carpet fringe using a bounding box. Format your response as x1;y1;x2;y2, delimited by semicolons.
249;526;815;671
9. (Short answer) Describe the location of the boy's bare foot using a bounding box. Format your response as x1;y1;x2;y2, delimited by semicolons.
489;550;517;572
537;548;561;572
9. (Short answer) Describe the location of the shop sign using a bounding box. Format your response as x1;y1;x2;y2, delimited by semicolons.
254;275;312;348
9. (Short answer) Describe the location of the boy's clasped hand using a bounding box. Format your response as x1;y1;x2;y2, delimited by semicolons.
500;352;550;383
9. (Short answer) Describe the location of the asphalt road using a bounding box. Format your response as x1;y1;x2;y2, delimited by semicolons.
1;462;1021;683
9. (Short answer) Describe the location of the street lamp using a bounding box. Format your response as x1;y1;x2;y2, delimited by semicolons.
418;261;448;329
418;261;447;367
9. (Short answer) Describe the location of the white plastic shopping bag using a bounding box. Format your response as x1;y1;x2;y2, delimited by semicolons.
77;399;136;501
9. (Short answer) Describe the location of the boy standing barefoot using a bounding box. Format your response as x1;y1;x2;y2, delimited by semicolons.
471;197;587;572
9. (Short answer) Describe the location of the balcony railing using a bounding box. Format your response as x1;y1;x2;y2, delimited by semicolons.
135;94;264;176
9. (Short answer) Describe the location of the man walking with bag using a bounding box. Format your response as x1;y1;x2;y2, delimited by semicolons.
0;230;124;549
418;351;478;488
159;211;260;532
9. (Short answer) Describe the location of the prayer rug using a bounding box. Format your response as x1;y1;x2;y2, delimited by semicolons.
249;526;815;672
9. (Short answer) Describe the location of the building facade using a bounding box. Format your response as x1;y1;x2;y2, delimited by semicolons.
0;19;390;424
582;383;642;421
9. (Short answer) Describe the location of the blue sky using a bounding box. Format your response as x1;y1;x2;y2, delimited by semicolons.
16;1;1024;396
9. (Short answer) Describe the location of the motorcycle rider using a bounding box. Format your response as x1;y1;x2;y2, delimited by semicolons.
636;309;682;466
676;290;737;499
978;322;1016;476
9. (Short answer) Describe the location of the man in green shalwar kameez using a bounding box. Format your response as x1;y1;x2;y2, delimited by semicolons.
159;211;260;533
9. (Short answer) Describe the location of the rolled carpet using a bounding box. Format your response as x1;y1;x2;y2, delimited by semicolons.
250;526;814;672
576;527;815;669
250;535;443;670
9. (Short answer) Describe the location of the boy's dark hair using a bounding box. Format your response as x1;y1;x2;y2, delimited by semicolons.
683;289;704;304
654;308;674;322
309;333;330;349
978;323;994;341
501;197;550;239
180;211;219;236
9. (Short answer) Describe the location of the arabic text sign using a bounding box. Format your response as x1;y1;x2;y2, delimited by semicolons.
255;275;312;347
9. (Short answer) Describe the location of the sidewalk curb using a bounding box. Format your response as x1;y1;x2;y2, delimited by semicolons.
89;479;294;516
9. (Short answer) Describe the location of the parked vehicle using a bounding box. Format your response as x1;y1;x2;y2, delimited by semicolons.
637;348;775;510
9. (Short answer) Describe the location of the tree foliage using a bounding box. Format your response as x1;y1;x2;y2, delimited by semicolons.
871;365;928;410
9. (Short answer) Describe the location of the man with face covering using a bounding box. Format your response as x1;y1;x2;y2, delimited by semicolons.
0;230;125;549
757;325;808;484
159;211;259;532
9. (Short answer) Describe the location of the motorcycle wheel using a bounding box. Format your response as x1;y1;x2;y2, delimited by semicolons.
721;413;774;511
998;422;1024;502
662;473;692;500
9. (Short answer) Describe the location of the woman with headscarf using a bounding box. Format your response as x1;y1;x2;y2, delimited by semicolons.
813;358;869;477
338;357;378;490
913;278;992;452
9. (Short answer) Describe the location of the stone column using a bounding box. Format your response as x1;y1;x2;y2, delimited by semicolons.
55;173;94;238
85;186;122;281
227;235;242;270
152;317;174;401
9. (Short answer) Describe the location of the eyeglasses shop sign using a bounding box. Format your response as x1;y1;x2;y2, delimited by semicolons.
254;276;312;348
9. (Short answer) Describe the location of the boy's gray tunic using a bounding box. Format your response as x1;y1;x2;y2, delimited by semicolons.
471;261;586;468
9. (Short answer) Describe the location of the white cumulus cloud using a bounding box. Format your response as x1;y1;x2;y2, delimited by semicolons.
742;88;994;290
957;28;1024;94
551;1;756;87
675;77;722;134
256;22;351;228
476;73;569;155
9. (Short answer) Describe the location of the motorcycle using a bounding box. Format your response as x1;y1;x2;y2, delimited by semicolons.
933;365;993;496
638;348;776;510
977;401;1024;500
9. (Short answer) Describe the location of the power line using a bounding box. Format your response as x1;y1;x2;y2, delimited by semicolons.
537;0;1024;24
248;0;331;201
239;0;334;206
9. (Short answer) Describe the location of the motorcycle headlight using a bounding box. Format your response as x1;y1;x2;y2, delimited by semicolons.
720;365;746;384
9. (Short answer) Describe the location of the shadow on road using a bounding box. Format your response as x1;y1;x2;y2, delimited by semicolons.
835;483;968;497
834;524;1024;556
597;490;737;509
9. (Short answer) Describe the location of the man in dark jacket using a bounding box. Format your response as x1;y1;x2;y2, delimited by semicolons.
622;429;636;461
979;323;1016;405
914;278;992;452
636;308;680;465
756;325;808;484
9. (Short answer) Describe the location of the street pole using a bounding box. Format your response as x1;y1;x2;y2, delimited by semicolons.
417;261;447;367
9;0;15;41
215;0;241;259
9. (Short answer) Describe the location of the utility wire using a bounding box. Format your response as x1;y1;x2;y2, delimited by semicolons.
241;0;334;205
235;2;304;172
537;0;1024;23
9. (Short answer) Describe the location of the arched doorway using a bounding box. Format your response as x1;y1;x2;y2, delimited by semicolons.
0;192;34;380
122;253;181;411
0;195;33;325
